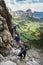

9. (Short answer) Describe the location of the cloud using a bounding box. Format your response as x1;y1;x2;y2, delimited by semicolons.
4;0;43;12
14;3;43;12
16;0;43;3
17;0;32;3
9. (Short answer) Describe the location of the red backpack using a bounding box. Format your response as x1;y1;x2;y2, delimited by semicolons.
19;41;24;46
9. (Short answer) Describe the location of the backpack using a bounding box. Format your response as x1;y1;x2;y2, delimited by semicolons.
24;43;31;49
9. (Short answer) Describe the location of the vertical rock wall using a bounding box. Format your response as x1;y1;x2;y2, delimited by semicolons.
0;0;14;52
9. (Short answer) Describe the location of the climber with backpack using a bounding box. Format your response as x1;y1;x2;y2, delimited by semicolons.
17;41;27;59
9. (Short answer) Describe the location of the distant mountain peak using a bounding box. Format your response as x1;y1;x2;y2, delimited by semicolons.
13;9;33;18
26;9;33;17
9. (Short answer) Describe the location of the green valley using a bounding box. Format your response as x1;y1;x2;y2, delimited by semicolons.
12;16;43;43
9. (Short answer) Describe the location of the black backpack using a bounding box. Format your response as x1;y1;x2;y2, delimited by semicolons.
24;43;31;50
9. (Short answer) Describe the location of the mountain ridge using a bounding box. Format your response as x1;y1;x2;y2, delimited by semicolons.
11;9;43;21
13;9;41;22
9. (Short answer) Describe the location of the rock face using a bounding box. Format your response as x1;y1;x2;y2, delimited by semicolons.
0;0;13;35
0;61;17;65
0;0;14;53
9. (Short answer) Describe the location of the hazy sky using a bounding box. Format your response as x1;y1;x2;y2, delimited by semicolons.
4;0;43;12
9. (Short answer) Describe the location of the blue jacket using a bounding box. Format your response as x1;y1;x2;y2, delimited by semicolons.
15;35;20;42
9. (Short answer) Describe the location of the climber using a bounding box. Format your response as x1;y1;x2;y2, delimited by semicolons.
13;25;16;31
13;25;20;36
14;34;20;45
17;41;27;59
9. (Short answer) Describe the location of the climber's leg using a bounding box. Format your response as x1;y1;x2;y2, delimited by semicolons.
23;51;26;59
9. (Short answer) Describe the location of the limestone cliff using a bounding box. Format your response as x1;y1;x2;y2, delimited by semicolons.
0;0;14;52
